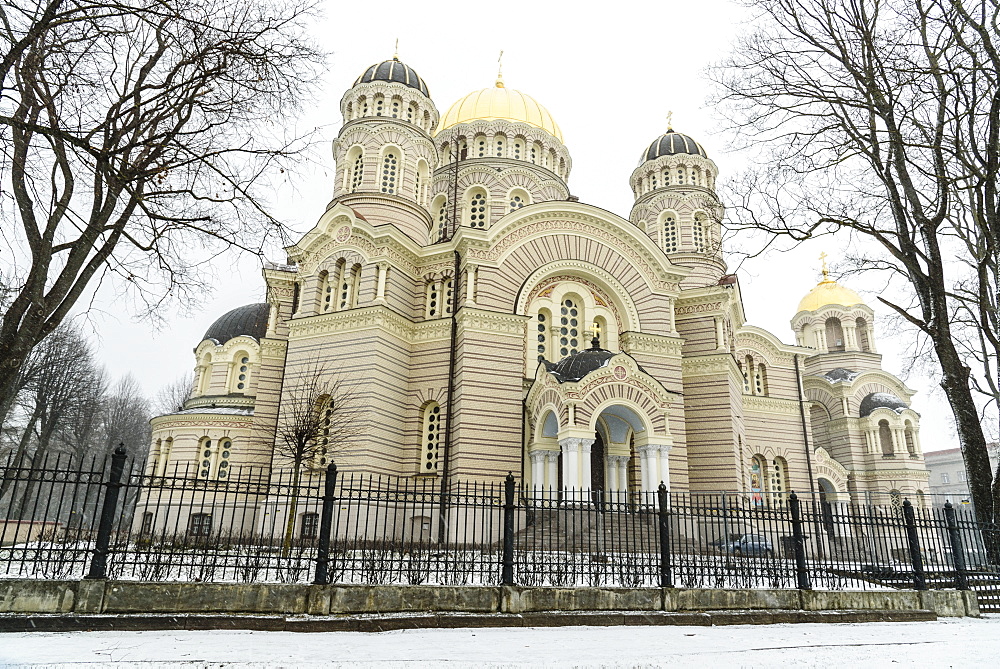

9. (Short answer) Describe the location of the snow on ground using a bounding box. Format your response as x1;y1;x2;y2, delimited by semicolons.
0;616;994;668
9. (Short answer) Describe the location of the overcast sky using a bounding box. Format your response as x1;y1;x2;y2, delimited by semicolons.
76;0;958;451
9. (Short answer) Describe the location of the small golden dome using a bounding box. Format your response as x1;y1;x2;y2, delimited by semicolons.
797;279;865;313
436;80;564;142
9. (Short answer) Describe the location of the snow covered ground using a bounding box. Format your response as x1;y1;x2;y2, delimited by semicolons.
1;616;994;668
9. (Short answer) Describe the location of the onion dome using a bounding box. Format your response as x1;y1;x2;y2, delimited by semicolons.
859;392;908;417
797;278;864;313
203;303;269;344
437;78;563;142
354;58;430;97
641;130;708;164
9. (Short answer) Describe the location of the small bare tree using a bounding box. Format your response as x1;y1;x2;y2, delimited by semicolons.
152;373;194;415
273;363;360;551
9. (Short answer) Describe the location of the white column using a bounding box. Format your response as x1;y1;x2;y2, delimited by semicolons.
656;443;673;491
465;265;477;304
375;263;388;302
715;318;726;351
891;428;904;455
529;450;546;493
637;444;658;493
580;438;594;493
618;457;629;494
559;437;581;497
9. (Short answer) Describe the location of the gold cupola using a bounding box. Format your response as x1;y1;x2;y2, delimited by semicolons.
436;73;563;142
796;254;865;313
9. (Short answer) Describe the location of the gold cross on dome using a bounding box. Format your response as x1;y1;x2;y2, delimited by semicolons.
819;251;829;280
666;111;673;131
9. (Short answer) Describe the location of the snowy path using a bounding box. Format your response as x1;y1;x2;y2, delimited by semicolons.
0;616;993;668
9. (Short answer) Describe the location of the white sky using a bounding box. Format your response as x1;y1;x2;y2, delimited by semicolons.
78;0;958;451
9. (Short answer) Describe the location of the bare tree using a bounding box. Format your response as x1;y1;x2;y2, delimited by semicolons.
0;0;323;423
151;372;194;415
710;0;1000;527
273;362;360;551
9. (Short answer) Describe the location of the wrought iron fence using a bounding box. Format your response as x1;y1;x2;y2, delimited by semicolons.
0;447;997;611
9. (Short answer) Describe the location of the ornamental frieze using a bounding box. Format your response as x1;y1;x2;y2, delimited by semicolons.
674;301;722;315
741;395;801;416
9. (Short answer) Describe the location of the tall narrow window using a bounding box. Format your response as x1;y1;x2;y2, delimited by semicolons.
380;151;397;194
374;95;384;116
663;169;671;186
662;214;678;253
495;136;505;157
426;281;441;318
856;317;871;352
421;402;442;473
198;438;213;479
350;153;364;192
825;317;845;351
319;270;333;313
359;97;368;116
536;311;549;360
390;99;400;118
677;167;685;185
693;213;707;252
879;420;893;456
754;363;768;396
904;422;916;457
217;438;232;479
435;197;449;242
198;354;212;394
512;141;522;160
407;104;415;122
530;144;539;164
442;278;454;315
771;457;788;505
558;298;582;357
476;137;487;157
468;191;487;228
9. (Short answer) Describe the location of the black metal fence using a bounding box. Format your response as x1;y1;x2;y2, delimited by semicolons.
1;447;997;611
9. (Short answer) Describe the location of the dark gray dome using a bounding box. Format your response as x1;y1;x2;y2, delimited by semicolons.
545;338;615;383
354;58;430;97
822;368;860;383
641;130;708;164
203;303;269;344
859;392;908;417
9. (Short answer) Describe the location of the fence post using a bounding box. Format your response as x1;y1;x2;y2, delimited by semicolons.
657;483;672;588
85;444;127;580
789;492;811;590
313;463;338;585
943;502;970;590
501;473;515;586
902;499;927;590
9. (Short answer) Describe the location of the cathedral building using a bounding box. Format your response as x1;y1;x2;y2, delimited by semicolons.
146;56;929;521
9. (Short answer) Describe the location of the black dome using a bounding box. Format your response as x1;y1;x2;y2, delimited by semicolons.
859;392;908;417
545;338;615;383
641;130;708;164
203;303;269;344
354;58;430;97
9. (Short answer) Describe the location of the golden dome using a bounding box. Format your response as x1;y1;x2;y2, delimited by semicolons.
436;80;564;142
797;279;865;313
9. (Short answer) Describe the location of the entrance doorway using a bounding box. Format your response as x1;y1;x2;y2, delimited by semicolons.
591;431;605;507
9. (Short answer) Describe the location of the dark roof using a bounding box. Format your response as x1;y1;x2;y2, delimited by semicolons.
859;392;908;417
822;368;860;383
543;338;649;384
203;303;269;344
641;130;708;164
354;58;430;97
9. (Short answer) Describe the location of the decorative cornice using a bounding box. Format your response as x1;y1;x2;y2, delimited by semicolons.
742;394;801;416
151;414;254;431
619;331;684;356
681;354;736;377
458;308;530;337
674;300;723;316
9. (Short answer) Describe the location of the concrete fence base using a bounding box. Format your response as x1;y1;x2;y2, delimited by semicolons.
0;580;980;618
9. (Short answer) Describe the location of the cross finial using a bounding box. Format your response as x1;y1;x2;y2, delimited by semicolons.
393;38;399;60
819;252;829;280
496;50;504;88
666;111;673;131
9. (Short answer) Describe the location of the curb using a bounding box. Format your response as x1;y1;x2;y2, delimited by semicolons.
0;608;937;633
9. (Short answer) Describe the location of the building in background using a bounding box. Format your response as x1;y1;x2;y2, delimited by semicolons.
925;443;999;506
141;55;931;537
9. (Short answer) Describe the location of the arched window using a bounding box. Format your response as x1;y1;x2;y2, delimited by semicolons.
422;110;431;130
421;402;442;473
825;317;845;351
390;98;401;118
558;158;566;177
349;150;364;192
916;489;925;509
358;96;368;116
512;140;523;160
879;419;894;456
535;310;551;361
889;489;902;513
339;263;360;309
856;317;871;352
197;437;214;479
690;167;698;184
743;355;753;394
663;168;671;186
406;103;415;123
662;212;678;253
676;167;685;185
231;352;251;393
530;142;541;164
475;135;487;158
508;189;530;213
558;297;582;357
650;172;658;190
467;189;488;228
380;150;398;194
693;212;707;252
593;316;608;347
432;195;448;242
197;354;213;394
754;363;768;396
217;438;232;479
750;455;767;506
374;95;384;116
319;270;333;313
415;160;429;204
426;281;441;318
771;457;788;505
495;135;505;157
